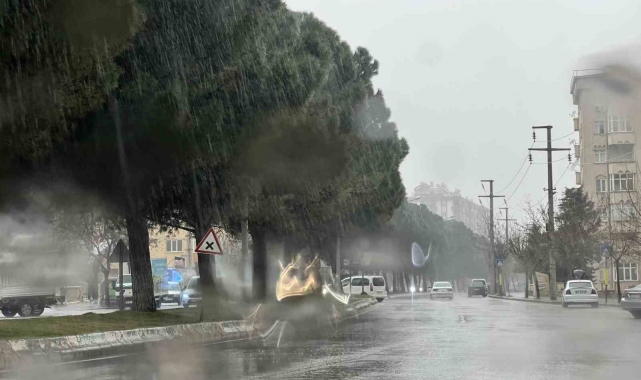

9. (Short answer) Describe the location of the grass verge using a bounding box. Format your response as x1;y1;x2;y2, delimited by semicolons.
0;303;245;340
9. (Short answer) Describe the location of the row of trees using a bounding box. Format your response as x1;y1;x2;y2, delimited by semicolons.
508;186;641;301
0;0;408;310
336;201;491;292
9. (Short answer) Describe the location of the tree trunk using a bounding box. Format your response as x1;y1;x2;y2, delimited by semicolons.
241;217;249;301
251;228;268;302
102;269;111;306
382;270;390;297
533;272;540;299
126;215;156;312
615;259;622;303
524;267;529;299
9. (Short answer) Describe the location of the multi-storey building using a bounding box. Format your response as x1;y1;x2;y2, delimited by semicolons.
571;67;641;291
408;182;487;235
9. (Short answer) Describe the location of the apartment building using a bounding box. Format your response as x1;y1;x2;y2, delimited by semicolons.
408;182;487;235
148;226;244;280
149;228;197;271
571;67;641;291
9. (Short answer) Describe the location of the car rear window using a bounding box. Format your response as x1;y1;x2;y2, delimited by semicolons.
352;278;369;286
373;277;385;286
471;280;485;286
568;282;592;288
434;282;451;288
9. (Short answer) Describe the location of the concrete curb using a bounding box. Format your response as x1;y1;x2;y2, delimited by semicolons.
488;295;621;307
0;299;380;371
0;319;256;370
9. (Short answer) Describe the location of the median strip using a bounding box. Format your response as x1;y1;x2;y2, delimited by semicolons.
0;298;378;371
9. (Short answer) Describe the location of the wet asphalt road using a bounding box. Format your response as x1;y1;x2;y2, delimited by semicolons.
7;292;641;380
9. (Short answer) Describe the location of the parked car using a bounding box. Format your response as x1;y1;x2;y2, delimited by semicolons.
562;280;598;308
621;283;641;318
114;274;133;306
341;276;387;302
430;281;454;300
181;276;202;308
160;281;182;305
468;279;488;297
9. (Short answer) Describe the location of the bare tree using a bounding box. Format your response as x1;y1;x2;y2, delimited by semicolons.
52;209;125;306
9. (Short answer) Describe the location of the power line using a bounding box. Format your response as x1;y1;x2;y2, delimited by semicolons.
554;163;572;188
535;131;575;143
497;142;535;194
506;163;532;202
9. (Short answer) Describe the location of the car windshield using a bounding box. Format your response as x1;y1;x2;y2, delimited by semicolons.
568;282;592;289
5;0;639;377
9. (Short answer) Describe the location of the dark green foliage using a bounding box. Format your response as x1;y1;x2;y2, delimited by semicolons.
0;0;142;175
554;187;601;281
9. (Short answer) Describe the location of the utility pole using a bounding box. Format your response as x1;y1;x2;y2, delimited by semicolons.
479;180;505;295
528;126;571;301
499;207;516;296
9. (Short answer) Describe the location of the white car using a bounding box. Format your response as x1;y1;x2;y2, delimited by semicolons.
562;280;598;308
430;281;454;300
341;275;387;302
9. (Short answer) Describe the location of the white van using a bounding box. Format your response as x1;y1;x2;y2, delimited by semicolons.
341;275;387;302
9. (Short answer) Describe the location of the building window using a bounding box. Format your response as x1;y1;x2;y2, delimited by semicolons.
610;202;636;220
596;178;606;193
594;120;606;134
595;149;606;163
608;143;634;162
610;173;634;192
166;239;183;252
617;263;639;282
608;115;633;132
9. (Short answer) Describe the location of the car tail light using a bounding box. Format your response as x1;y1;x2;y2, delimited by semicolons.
370;283;373;291
591;289;597;295
566;289;572;295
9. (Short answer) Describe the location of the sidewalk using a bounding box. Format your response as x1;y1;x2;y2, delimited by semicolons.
488;294;622;307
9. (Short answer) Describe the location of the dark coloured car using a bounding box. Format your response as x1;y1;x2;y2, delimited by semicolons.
468;280;488;297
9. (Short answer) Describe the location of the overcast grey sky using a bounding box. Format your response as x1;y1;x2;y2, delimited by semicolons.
286;0;641;219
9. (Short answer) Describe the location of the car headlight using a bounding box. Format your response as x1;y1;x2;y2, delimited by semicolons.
419;287;423;292
182;293;189;301
410;286;416;293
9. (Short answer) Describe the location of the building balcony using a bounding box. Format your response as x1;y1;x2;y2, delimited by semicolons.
574;145;580;158
576;171;581;185
607;132;635;146
574;118;579;131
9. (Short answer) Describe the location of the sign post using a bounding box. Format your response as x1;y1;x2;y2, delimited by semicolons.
195;227;224;255
110;240;130;311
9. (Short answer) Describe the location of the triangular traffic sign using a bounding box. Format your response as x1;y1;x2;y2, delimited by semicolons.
195;227;224;255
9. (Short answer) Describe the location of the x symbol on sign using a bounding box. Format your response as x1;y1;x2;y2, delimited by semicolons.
206;242;214;250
